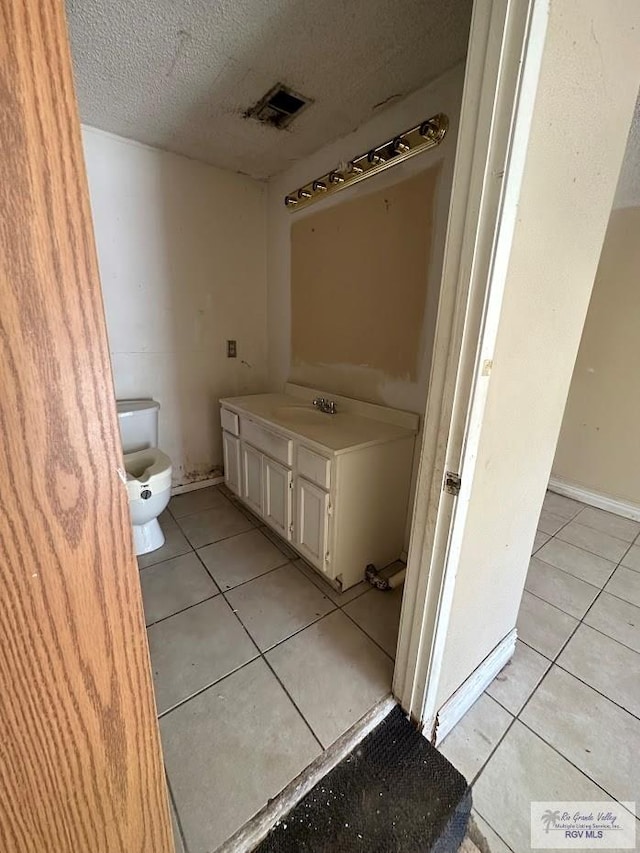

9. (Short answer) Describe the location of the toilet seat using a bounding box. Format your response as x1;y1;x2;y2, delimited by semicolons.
123;448;172;501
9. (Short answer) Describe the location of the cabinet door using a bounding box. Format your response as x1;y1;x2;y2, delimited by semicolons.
295;477;330;570
242;442;263;515
223;430;241;495
263;456;292;539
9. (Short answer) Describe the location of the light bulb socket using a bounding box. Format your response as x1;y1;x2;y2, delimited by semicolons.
312;180;327;192
298;188;312;199
367;150;386;165
419;120;437;139
392;136;410;154
329;171;345;184
284;195;298;207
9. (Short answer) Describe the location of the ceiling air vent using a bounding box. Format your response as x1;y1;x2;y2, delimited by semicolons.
246;83;312;129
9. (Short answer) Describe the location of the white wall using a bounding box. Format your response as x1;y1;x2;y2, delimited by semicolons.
82;127;268;487
434;0;640;708
266;63;466;414
552;104;640;507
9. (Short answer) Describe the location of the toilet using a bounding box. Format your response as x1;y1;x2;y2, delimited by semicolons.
117;399;172;556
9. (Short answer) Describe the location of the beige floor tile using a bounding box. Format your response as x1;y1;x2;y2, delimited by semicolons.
139;551;218;625
471;811;514;853
137;511;191;569
176;501;254;548
197;529;288;591
574;506;640;542
558;624;640;717
294;558;371;605
266;610;393;748
584;592;640;654
343;585;403;657
148;596;258;713
485;640;549;714
521;666;640;804
536;538;616;588
226;563;335;651
161;659;320;853
532;530;550;554
537;510;569;536
169;485;229;518
555;520;630;563
473;722;619;853
605;565;640;608
524;557;599;619
439;694;512;783
622;543;640;572
516;591;578;660
542;492;584;520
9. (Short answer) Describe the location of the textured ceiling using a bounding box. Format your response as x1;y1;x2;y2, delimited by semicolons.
66;0;472;179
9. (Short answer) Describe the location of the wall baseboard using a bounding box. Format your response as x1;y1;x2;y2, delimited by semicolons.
433;628;517;746
548;476;640;522
171;476;224;496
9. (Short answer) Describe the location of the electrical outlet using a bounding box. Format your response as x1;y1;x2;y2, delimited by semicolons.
227;340;237;358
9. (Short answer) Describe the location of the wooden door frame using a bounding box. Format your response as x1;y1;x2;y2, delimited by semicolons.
393;0;548;729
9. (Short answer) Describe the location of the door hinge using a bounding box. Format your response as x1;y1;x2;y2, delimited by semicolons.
444;471;461;496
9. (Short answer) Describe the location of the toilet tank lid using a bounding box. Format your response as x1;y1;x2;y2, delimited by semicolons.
116;399;160;418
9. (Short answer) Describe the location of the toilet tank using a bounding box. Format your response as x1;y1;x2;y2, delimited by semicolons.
116;399;160;453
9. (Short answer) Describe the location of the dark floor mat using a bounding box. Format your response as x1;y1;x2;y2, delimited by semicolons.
255;706;471;853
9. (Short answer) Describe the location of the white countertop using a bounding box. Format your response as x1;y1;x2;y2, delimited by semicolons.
220;393;417;454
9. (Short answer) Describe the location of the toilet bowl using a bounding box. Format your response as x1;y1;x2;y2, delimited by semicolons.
123;447;172;555
116;399;172;556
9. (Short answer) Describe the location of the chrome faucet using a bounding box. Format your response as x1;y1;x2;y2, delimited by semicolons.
312;396;337;414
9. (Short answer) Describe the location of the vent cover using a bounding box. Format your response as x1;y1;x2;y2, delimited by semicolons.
246;83;312;129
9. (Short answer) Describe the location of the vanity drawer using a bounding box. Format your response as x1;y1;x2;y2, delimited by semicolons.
297;445;331;490
220;407;240;436
241;418;292;466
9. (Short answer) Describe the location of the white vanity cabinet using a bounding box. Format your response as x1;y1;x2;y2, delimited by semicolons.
219;389;417;591
222;430;241;496
262;455;292;540
295;477;330;569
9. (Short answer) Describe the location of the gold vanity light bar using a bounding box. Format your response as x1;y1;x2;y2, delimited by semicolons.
284;112;448;211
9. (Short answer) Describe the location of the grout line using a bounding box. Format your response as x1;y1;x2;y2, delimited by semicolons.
223;591;338;656
515;717;638;821
165;771;190;853
138;546;194;572
339;606;396;663
472;808;516;853
520;586;581;620
157;653;261;720
551;660;640;723
146;591;221;628
467;713;518;789
259;654;325;751
530;551;614;591
465;497;639;846
194;549;292;595
219;589;326;751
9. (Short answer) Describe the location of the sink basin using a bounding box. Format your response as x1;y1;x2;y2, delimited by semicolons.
273;405;334;426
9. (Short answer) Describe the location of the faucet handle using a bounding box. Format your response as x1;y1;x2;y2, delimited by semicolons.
313;396;325;408
327;400;336;414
